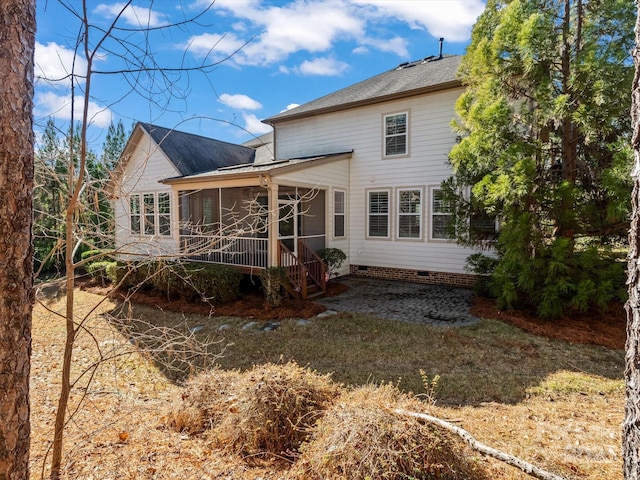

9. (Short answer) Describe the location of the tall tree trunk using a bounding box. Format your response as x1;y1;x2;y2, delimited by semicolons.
624;4;640;478
0;1;36;479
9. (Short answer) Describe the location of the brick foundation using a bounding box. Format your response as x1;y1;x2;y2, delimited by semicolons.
348;264;477;288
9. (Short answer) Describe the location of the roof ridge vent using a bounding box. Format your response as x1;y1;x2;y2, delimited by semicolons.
396;61;410;70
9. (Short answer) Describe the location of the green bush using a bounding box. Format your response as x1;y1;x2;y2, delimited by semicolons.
86;261;117;284
317;248;346;279
481;238;626;319
114;261;241;305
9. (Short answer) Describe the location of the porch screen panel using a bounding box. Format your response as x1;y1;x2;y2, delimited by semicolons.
368;191;389;237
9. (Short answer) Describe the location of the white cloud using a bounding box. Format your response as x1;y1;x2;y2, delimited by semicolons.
297;57;348;76
352;0;485;43
183;0;482;69
361;36;409;57
220;93;263;110
352;46;369;55
184;0;365;67
35;91;112;128
281;103;300;113
94;3;168;28
35;42;88;87
180;33;247;63
242;113;272;135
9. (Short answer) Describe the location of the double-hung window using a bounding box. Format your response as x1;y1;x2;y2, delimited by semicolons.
430;188;453;240
397;189;421;239
158;192;171;235
143;193;156;235
384;112;408;156
130;194;141;234
334;190;346;237
130;192;171;236
368;190;389;238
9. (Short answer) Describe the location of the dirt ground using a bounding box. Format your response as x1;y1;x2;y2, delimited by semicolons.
97;279;626;351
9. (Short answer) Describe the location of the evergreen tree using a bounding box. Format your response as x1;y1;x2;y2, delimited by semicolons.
34;118;66;273
445;0;634;317
33;119;127;273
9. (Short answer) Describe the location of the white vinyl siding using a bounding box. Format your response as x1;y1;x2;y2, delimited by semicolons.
266;87;480;274
114;130;179;258
397;188;421;239
368;190;390;238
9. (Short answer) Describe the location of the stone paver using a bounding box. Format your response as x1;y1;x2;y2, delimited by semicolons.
316;277;478;327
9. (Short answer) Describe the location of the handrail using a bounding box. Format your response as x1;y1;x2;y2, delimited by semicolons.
279;241;307;298
298;239;327;293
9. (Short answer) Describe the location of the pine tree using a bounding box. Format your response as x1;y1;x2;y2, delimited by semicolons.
445;0;634;317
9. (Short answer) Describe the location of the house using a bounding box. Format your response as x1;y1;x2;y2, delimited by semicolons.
112;54;482;298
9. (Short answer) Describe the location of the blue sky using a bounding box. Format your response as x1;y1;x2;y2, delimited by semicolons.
35;0;485;150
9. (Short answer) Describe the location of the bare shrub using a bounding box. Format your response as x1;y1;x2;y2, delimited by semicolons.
166;367;243;434
167;362;340;458
289;383;491;480
211;362;340;458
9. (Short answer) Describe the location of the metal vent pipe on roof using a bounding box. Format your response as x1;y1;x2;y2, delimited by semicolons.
438;37;444;59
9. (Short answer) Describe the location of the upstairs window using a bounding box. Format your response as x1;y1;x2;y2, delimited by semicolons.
368;190;390;238
384;112;408;156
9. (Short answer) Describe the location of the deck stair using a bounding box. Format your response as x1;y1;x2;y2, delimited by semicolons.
279;240;327;299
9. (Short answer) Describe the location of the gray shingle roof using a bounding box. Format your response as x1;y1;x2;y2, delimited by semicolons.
264;55;462;124
138;122;256;177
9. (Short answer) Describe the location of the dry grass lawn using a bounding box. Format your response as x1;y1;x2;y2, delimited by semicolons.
29;286;624;479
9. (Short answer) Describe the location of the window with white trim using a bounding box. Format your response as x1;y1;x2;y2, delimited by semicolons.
334;190;346;237
130;192;171;236
158;192;171;235
143;193;155;235
397;189;421;238
368;190;389;238
130;194;141;234
431;188;453;240
384;112;408;156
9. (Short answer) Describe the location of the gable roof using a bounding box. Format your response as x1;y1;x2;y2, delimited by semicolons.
138;122;256;177
264;55;462;124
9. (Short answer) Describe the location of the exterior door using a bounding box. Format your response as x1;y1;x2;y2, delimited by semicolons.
278;199;297;254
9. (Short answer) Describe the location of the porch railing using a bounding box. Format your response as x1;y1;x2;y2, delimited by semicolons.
298;239;327;293
279;241;307;298
180;235;268;269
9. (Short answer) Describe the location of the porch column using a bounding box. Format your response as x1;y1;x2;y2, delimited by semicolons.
268;181;279;267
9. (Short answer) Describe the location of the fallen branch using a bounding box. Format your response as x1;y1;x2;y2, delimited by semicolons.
394;408;566;480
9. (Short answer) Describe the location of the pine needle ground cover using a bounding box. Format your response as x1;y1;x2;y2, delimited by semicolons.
30;289;624;479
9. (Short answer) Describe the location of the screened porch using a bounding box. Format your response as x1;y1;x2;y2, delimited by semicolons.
178;186;326;271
